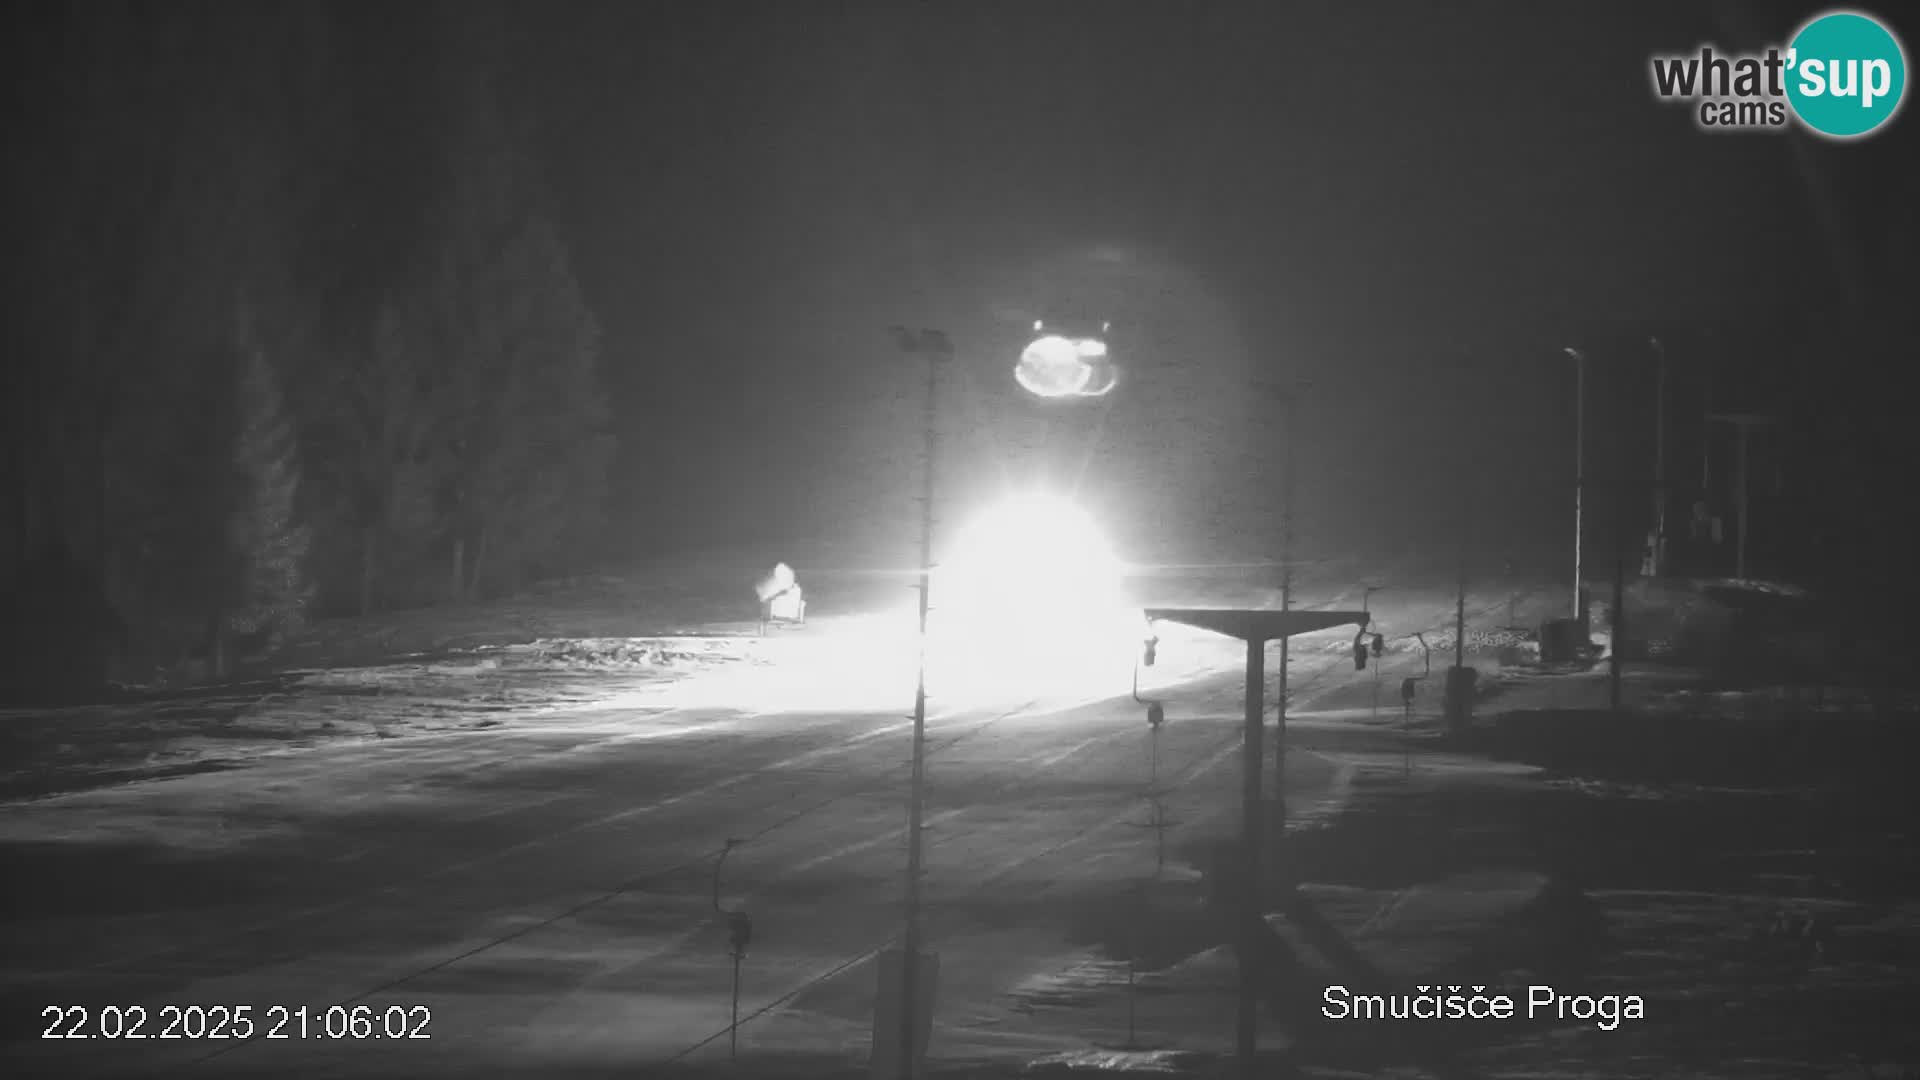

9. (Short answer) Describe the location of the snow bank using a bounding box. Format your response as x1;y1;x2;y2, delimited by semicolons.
1025;1047;1210;1073
0;633;762;802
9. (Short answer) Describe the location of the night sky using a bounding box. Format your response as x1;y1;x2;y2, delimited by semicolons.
16;2;1912;590
517;1;1915;581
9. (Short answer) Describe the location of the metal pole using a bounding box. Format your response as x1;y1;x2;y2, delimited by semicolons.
1272;391;1296;845
1454;571;1467;671
1238;637;1265;1077
1402;699;1412;778
1126;948;1137;1047
1701;360;1713;491
1573;348;1586;621
1610;450;1627;713
1126;890;1139;1049
1149;722;1159;789
1651;337;1668;576
1735;421;1750;580
1707;413;1768;583
730;952;743;1061
1364;585;1381;725
1149;718;1165;873
899;331;943;1079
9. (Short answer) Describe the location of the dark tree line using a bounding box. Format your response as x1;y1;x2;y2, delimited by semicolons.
2;2;610;692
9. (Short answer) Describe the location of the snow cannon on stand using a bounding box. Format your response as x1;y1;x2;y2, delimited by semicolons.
754;562;805;635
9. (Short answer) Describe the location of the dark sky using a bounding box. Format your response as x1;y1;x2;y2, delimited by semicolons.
520;1;1913;571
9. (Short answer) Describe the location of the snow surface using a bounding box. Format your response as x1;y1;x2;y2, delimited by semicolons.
0;634;761;801
5;567;1918;1079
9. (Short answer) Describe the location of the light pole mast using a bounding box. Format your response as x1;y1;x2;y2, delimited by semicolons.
887;326;949;1080
1701;341;1715;492
1650;336;1667;576
1271;385;1300;850
1708;413;1772;581
1564;348;1588;621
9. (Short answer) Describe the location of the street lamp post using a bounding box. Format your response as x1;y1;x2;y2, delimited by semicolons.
1650;337;1668;577
884;326;950;1080
1270;385;1301;851
1563;347;1588;623
873;319;1116;1078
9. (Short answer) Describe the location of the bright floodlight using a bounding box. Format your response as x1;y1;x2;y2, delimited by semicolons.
1015;334;1094;398
932;492;1138;697
1078;358;1118;396
944;494;1120;612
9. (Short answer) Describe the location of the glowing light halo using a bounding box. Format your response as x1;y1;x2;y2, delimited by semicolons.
1078;357;1118;396
1014;334;1095;398
942;494;1120;611
927;492;1140;699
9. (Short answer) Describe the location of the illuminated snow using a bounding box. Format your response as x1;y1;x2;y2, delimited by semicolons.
7;569;1915;1078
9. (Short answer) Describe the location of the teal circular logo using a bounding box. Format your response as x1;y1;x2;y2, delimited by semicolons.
1785;11;1907;138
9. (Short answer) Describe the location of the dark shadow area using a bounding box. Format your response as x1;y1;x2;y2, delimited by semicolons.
0;545;130;705
591;1059;1237;1080
1137;732;1920;1073
0;672;333;799
1621;576;1907;691
1047;885;1222;973
0;843;327;1043
1011;828;1594;1077
0;757;244;802
1464;706;1920;790
0;840;304;921
0;670;313;710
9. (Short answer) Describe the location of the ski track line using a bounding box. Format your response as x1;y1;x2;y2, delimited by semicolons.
7;694;699;811
1031;733;1111;771
436;714;1165;1020
460;694;1180;962
968;731;1248;886
1357;882;1419;937
172;665;1356;1072
413;708;924;827
451;698;1159;975
656;717;1363;1067
703;710;1172;913
779;808;974;878
171;697;1136;1071
31;629;1329;999
21;702;1018;984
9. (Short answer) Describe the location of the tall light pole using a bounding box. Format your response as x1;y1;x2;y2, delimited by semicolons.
1707;413;1773;580
1270;385;1300;849
1701;340;1715;492
1563;347;1588;622
873;320;1116;1077
884;326;950;1080
1649;336;1668;577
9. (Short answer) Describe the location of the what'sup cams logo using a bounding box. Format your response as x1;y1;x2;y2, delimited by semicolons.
1650;9;1907;138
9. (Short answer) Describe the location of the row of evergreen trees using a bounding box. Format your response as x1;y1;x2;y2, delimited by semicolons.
1;3;610;686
